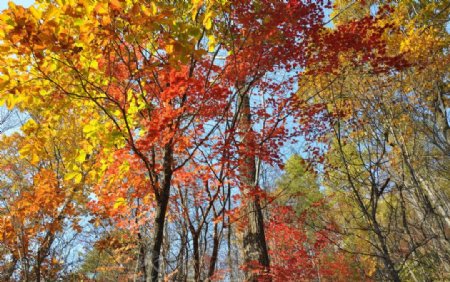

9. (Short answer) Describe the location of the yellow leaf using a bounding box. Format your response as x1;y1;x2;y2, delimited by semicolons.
8;2;16;10
208;34;216;52
76;150;87;163
114;197;127;209
29;6;42;20
166;44;174;54
22;119;38;133
83;122;99;138
0;74;10;91
65;172;83;184
141;4;151;17
119;161;130;174
95;3;108;14
74;173;82;184
150;2;157;15
203;11;214;30
45;5;60;20
30;153;40;165
191;0;203;21
46;62;58;73
91;60;98;70
5;94;16;110
18;143;31;157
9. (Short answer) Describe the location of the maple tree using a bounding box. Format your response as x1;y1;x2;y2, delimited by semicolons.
0;0;443;281
266;156;364;281
266;204;355;281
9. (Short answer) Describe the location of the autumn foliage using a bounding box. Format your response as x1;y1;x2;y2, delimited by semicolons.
1;0;448;281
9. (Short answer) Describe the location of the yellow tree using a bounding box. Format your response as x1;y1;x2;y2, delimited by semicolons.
298;0;450;280
0;107;97;281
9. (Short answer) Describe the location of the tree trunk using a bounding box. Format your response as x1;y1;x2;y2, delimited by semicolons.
147;145;173;282
35;260;41;282
136;216;147;282
237;91;270;281
192;233;201;282
241;198;270;281
372;220;401;282
208;223;220;280
176;223;187;282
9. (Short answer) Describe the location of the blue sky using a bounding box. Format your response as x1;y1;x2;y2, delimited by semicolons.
0;0;35;10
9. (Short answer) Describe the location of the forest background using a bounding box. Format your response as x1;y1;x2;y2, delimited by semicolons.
0;0;449;281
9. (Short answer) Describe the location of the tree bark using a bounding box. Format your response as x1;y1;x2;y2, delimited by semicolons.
192;233;201;282
372;216;401;282
208;222;220;280
147;145;173;282
175;222;187;282
237;91;270;281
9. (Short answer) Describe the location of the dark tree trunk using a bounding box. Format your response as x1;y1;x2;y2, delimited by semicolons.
208;223;220;280
372;219;401;282
35;261;41;282
192;233;201;282
35;230;55;282
242;198;270;281
147;145;173;282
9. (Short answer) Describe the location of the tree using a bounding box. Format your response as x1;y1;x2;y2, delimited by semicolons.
0;0;411;281
0;107;21;134
264;156;363;281
298;0;450;280
266;204;356;281
0;109;95;281
275;154;322;214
